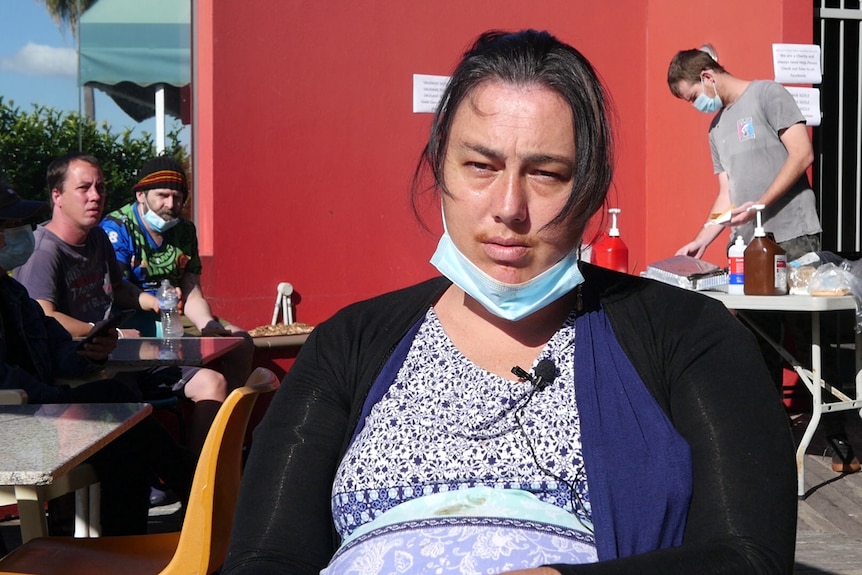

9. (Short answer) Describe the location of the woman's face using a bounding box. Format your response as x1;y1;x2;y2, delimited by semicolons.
441;80;577;285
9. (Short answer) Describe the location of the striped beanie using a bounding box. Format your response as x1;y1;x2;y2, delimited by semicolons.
133;156;188;197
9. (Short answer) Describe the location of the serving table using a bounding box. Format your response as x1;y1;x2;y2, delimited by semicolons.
702;292;861;497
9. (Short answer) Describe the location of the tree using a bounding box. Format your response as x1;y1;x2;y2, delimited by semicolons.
0;97;188;217
40;0;99;118
41;0;98;35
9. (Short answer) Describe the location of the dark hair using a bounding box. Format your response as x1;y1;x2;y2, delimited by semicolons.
667;46;728;98
46;152;103;195
411;29;615;239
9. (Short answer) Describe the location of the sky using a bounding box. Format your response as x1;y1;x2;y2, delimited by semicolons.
0;0;182;140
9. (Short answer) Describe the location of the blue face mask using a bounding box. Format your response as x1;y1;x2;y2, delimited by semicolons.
692;77;723;114
430;220;584;322
0;224;35;271
142;205;180;233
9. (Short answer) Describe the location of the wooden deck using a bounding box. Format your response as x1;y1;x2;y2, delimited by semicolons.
794;409;862;575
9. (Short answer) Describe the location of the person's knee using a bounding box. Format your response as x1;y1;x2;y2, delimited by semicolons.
184;369;228;402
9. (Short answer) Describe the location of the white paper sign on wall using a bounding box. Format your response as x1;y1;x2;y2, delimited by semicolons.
772;44;822;84
413;74;450;114
785;86;822;126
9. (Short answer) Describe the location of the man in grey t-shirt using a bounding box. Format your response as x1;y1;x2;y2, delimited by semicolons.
665;47;862;475
667;45;821;261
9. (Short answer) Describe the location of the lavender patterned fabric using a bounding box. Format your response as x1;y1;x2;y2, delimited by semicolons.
323;488;596;575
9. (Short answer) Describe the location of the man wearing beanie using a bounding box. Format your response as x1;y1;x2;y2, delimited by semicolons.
101;155;253;393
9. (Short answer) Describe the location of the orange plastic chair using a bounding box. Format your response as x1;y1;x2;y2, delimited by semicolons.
0;367;280;575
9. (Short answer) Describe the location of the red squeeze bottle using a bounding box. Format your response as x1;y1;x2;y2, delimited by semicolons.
592;208;629;273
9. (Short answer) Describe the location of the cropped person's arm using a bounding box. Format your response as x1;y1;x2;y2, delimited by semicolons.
221;323;351;574
112;276;152;311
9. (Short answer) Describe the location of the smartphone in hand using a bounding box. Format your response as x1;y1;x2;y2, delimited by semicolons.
77;309;136;349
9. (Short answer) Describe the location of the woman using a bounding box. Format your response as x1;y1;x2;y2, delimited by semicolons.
223;30;796;574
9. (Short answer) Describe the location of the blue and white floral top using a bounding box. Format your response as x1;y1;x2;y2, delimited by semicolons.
325;307;596;574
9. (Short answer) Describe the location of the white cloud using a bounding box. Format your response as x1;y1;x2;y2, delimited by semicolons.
0;42;76;77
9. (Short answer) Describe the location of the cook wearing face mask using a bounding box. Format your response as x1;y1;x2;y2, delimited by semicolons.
691;74;723;114
666;43;820;264
664;44;840;469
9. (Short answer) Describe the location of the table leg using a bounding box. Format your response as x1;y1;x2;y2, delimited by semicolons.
13;486;49;543
795;310;823;497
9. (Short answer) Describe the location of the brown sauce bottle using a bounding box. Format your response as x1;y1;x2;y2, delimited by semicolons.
743;205;787;295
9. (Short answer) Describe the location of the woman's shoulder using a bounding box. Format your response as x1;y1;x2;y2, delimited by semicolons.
319;277;450;331
580;262;729;320
341;277;448;312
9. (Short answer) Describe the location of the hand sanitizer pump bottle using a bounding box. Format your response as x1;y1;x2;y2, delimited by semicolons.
743;205;787;295
592;208;629;273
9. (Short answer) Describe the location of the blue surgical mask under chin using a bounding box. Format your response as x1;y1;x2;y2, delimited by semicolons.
143;206;180;232
692;77;723;114
430;225;584;322
0;224;35;271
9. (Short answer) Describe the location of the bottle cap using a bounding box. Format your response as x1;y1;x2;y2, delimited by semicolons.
608;208;621;237
747;204;766;237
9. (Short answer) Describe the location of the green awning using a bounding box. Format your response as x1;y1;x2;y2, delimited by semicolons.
79;0;190;122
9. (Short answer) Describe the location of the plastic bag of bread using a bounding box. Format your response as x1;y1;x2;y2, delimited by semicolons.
808;262;852;296
788;265;817;295
787;252;824;294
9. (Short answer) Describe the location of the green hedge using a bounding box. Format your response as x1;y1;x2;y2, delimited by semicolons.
0;96;188;216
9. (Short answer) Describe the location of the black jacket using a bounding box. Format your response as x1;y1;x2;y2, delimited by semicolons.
223;263;796;574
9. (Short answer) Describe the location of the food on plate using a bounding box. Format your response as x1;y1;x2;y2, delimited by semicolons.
248;322;315;337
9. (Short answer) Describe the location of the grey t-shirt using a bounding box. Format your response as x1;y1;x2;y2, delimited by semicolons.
708;80;821;243
14;225;121;324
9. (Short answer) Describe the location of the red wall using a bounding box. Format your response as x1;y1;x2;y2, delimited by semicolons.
195;0;812;340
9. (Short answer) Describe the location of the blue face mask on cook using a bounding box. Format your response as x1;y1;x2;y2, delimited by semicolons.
0;224;35;271
692;76;723;114
430;216;584;322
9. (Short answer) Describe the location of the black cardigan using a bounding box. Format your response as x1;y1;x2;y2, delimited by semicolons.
223;263;796;575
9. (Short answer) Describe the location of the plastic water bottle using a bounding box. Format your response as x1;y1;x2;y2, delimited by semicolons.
157;279;184;338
